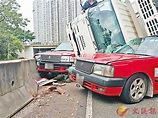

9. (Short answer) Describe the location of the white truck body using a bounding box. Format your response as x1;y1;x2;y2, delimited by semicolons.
66;0;157;56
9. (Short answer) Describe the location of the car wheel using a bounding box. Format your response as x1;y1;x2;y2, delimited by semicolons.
121;74;147;104
39;72;47;78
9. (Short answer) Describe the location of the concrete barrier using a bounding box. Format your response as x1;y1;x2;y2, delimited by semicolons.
0;59;39;118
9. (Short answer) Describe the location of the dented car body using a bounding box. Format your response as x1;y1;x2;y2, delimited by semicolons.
36;41;75;78
69;36;158;103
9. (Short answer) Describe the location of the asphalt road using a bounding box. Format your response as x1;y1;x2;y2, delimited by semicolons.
90;91;158;118
12;83;88;118
75;87;158;118
12;82;158;118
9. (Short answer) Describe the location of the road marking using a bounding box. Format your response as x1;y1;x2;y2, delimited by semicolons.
86;90;92;118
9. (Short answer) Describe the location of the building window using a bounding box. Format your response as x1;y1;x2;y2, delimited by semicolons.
138;0;154;19
146;19;158;35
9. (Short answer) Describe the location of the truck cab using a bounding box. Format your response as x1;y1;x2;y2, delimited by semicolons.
67;0;143;82
66;0;140;56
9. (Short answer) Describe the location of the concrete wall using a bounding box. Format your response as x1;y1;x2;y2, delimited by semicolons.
0;59;39;118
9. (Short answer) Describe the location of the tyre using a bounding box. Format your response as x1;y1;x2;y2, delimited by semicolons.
39;72;47;78
47;72;58;79
121;73;147;104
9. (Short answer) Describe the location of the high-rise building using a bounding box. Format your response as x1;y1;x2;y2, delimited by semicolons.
51;0;59;43
33;0;49;44
57;0;81;42
33;0;81;44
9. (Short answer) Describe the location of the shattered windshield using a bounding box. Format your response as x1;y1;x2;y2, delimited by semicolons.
115;38;142;54
54;41;73;51
115;37;158;57
88;0;125;51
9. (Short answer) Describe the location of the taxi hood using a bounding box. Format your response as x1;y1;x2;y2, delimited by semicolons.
79;53;151;64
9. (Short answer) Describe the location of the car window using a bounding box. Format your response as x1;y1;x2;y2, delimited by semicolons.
136;37;158;56
115;38;142;54
54;41;73;51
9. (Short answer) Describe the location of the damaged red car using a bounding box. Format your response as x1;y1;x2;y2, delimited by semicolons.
69;36;158;103
36;41;75;79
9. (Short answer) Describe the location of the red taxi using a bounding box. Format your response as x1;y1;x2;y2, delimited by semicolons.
35;41;75;79
69;36;158;103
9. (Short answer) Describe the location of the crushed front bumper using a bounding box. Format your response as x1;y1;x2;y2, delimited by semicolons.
38;62;72;73
69;67;127;96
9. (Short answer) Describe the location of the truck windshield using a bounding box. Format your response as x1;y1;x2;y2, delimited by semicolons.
54;41;73;51
88;0;125;51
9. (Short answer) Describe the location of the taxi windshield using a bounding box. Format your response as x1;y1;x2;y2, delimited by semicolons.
54;41;73;51
115;37;158;57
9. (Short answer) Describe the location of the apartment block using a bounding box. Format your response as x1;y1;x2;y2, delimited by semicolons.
33;0;81;44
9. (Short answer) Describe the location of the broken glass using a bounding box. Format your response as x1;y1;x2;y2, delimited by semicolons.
88;0;125;52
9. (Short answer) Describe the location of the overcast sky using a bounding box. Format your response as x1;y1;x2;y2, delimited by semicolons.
17;0;134;32
17;0;34;31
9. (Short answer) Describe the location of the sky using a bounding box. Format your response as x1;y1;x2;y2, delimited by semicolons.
17;0;134;32
17;0;34;31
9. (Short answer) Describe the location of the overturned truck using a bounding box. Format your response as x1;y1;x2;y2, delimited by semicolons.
66;0;146;56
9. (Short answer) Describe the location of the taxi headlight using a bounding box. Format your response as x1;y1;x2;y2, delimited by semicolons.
93;64;114;77
69;56;75;62
60;56;70;62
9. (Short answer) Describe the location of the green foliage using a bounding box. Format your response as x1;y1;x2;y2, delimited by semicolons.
0;0;35;60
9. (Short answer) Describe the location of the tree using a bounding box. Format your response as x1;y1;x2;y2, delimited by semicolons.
0;0;35;60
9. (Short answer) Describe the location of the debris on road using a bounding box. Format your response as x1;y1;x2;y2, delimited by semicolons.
34;74;71;87
35;78;57;86
33;74;71;100
64;78;72;83
52;83;66;86
54;86;66;95
47;85;66;95
48;86;57;91
36;85;66;98
53;75;64;81
53;74;72;83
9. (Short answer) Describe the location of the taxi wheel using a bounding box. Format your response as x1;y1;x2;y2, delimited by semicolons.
39;72;47;78
121;74;147;104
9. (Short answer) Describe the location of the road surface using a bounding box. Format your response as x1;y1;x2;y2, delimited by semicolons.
12;82;158;118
